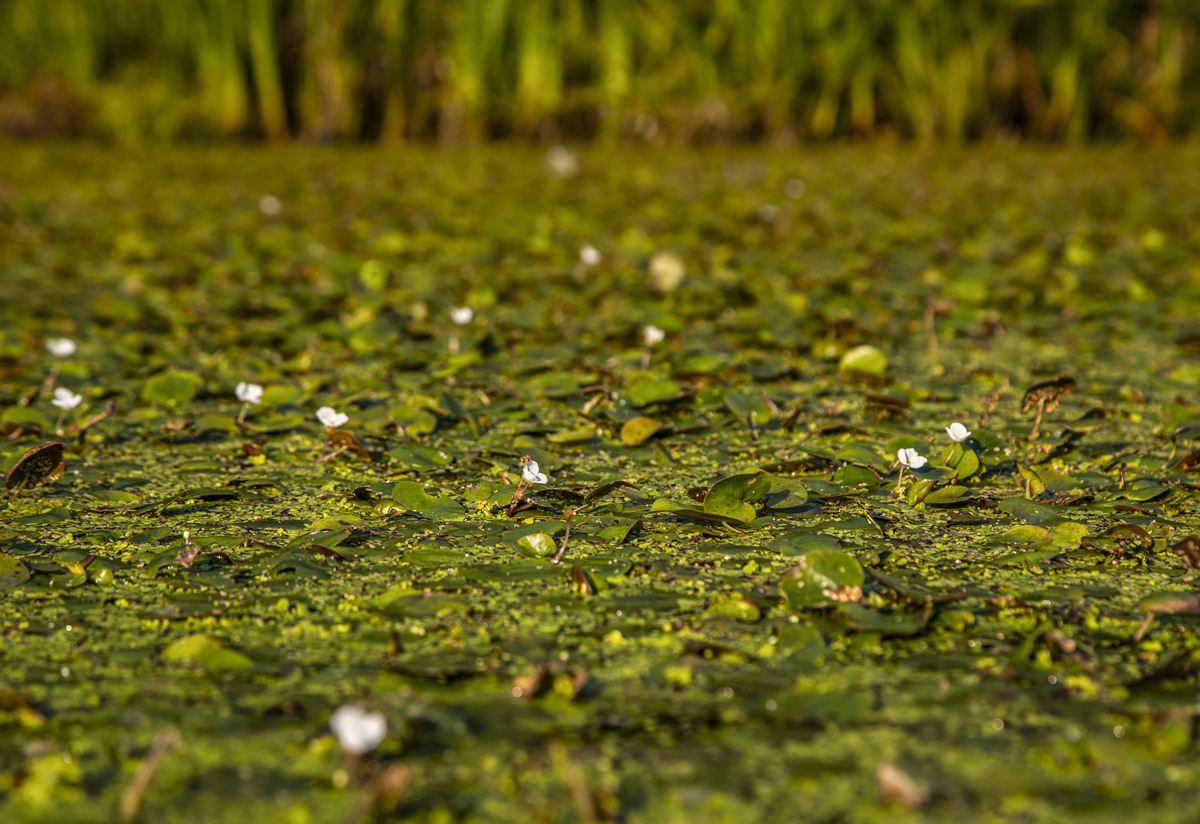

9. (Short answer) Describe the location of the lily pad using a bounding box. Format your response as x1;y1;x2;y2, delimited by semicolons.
516;532;557;558
703;472;772;523
997;497;1065;525
780;549;864;609
724;391;773;424
162;634;254;671
839;603;925;636
838;345;887;376
141;370;203;403
620;416;662;446
626;371;685;406
704;591;763;623
392;482;466;520
0;554;31;591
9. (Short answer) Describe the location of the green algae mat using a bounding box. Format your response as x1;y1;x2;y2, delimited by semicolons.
3;144;1200;823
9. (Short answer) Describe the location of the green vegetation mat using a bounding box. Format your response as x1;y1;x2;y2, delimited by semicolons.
3;144;1200;822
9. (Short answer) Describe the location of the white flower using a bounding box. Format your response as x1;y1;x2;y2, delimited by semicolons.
642;325;666;347
317;406;349;429
450;306;474;326
258;194;282;217
329;705;387;755
945;422;971;442
522;460;548;485
545;146;580;179
236;382;264;405
579;244;602;266
47;338;76;358
52;387;82;410
897;448;927;469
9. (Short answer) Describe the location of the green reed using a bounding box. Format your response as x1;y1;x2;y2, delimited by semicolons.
0;0;1195;143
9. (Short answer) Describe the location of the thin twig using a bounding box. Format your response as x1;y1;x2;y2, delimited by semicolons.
856;499;886;537
317;446;349;463
119;728;179;822
549;742;596;824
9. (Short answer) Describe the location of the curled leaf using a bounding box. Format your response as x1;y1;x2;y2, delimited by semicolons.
5;441;64;493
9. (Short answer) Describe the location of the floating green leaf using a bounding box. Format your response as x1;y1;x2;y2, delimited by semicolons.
997;497;1064;525
704;591;763;622
140;370;203;403
162;634;254;671
0;554;31;591
626;371;685;406
703;472;771;523
391;482;466;520
620;416;661;446
838;345;887;376
838;603;924;636
723;391;773;424
516;532;557;558
780;550;864;609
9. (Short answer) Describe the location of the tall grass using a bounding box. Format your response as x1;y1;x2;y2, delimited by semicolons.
0;0;1195;143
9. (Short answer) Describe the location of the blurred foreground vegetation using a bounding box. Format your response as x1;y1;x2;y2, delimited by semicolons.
0;0;1197;144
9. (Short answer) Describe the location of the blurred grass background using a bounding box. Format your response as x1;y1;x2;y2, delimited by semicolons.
0;0;1195;144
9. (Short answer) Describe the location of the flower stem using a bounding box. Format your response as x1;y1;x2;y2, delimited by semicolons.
552;509;575;565
507;479;528;516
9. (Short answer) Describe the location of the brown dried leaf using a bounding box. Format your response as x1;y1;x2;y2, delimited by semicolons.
306;544;349;561
1171;535;1200;570
1174;450;1200;471
511;665;546;699
1021;376;1076;414
876;762;929;809
176;544;200;568
328;429;370;459
5;441;64;492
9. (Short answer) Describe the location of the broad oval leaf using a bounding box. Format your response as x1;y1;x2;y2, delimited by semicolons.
703;472;772;523
838;345;887;376
759;476;809;510
141;370;203;403
923;485;973;506
723;391;773;424
163;634;254;671
391;481;466;520
838;603;924;636
625;371;685;407
704;591;763;623
0;554;31;591
261;385;305;407
517;532;557;558
780;549;864;609
997;497;1064;525
620;416;662;446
